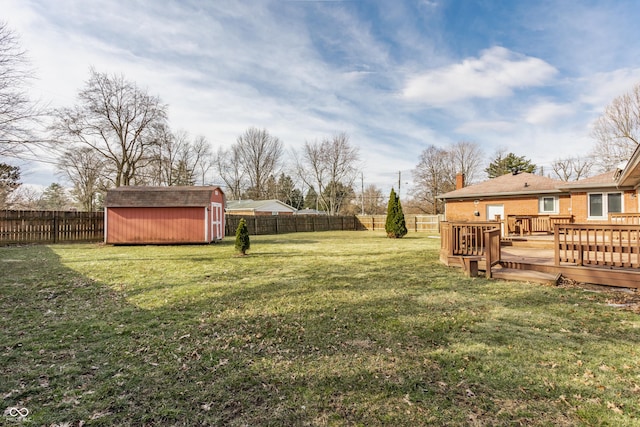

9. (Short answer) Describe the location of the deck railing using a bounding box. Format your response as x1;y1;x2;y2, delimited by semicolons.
610;213;640;224
506;214;573;235
483;228;502;278
441;221;502;266
554;223;640;268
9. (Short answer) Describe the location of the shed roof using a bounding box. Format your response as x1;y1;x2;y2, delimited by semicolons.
438;172;564;200
105;186;224;207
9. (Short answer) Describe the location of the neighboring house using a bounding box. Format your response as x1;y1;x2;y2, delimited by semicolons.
438;169;640;226
104;186;225;244
225;199;298;216
295;208;327;215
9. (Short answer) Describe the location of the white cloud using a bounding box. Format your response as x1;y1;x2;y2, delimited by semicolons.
401;46;557;104
524;101;575;125
578;68;640;110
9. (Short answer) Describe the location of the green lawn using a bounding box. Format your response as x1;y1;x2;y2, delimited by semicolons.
1;231;639;426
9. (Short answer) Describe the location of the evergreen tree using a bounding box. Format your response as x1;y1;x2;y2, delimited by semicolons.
394;197;408;238
485;152;536;178
385;188;398;234
0;163;21;209
38;182;71;210
303;187;319;210
235;218;250;255
385;188;407;238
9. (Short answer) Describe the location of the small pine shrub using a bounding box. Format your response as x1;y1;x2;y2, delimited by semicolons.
235;218;250;255
385;188;398;235
385;188;407;238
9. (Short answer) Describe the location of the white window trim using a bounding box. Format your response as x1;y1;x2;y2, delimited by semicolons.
587;191;623;220
538;196;559;214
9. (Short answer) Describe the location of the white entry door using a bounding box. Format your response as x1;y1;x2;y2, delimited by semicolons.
486;204;505;236
211;202;224;241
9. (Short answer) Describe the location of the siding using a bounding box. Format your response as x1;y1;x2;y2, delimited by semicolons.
106;207;205;244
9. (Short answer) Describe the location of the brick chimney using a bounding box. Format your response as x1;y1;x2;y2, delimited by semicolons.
455;173;465;190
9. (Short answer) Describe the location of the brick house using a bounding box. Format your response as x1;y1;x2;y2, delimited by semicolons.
438;172;568;223
438;168;640;228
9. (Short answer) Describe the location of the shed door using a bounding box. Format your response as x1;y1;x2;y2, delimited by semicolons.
211;202;224;241
486;204;504;236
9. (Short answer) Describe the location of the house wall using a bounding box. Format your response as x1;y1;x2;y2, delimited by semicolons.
106;207;206;244
445;195;571;222
569;190;638;222
445;190;640;223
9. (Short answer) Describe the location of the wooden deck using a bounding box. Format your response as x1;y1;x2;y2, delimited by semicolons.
499;241;640;289
441;222;640;289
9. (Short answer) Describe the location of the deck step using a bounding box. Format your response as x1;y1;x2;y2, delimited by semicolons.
491;267;560;285
501;239;555;250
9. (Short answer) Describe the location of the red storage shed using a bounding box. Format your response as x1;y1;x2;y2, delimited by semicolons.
104;186;225;244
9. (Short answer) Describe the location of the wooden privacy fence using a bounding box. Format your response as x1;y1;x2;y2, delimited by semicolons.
1;211;442;245
0;210;104;244
555;223;640;268
356;214;443;233
225;215;361;236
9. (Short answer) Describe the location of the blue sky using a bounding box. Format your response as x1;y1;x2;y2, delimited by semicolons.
5;0;640;195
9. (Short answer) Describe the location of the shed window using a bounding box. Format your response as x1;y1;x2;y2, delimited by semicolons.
588;192;622;219
539;196;558;214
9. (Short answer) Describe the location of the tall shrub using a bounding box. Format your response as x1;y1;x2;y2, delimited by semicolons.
385;188;398;235
385;188;407;238
394;197;408;238
235;218;250;255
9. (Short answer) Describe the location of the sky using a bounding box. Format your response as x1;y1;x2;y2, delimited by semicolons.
4;0;640;196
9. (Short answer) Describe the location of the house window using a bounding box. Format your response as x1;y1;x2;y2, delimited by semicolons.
588;192;623;219
539;196;558;214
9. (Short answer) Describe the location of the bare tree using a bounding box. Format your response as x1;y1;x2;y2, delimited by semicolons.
295;133;359;216
9;184;41;210
591;83;640;171
213;145;244;200
551;156;594;181
51;68;167;187
236;127;283;199
192;135;214;185
361;184;384;214
57;146;107;211
146;128;200;186
412;145;455;214
0;22;42;155
449;141;484;184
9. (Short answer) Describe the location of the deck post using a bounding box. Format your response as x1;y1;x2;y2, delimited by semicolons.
554;226;560;266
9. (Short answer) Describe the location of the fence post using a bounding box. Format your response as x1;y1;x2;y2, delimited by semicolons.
52;212;58;244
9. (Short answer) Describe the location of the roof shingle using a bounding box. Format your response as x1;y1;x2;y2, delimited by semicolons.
438;172;563;200
105;186;223;207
